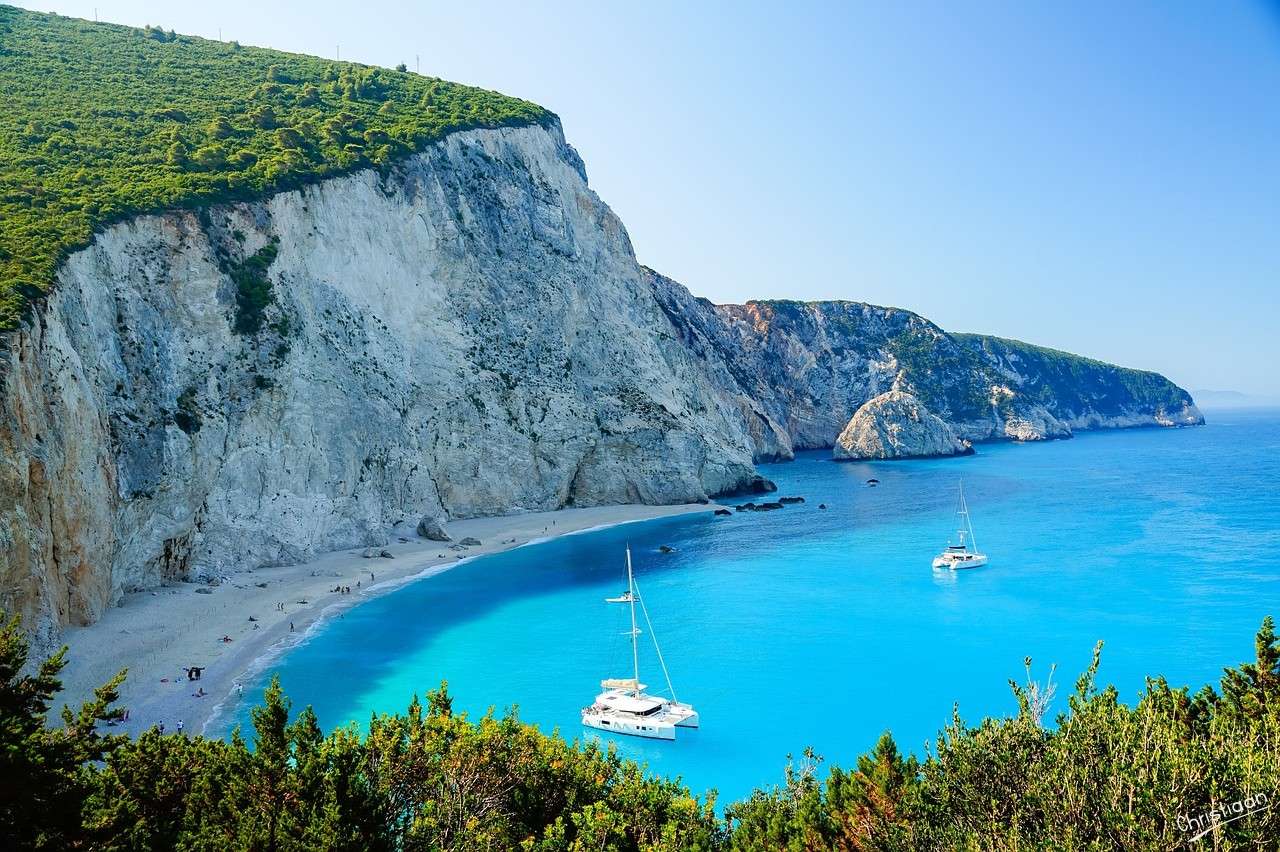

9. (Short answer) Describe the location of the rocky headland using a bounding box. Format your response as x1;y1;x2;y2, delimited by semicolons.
0;121;1202;645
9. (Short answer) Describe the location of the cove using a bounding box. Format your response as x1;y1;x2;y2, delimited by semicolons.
217;409;1280;806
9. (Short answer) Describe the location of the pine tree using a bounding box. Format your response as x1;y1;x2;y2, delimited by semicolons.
0;613;124;849
1220;615;1279;721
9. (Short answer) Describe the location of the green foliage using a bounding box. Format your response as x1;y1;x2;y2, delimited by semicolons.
0;5;551;330
726;624;1280;850
173;384;200;434
228;239;279;335
957;333;1195;416
2;611;1277;850
887;326;994;420
0;613;125;850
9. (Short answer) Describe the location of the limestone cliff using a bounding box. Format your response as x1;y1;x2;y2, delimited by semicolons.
0;120;1202;643
649;271;1202;460
0;122;762;645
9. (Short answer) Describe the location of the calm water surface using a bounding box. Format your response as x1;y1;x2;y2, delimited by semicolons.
219;409;1280;805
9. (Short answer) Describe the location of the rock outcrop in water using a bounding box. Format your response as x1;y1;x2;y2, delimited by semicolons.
833;390;971;460
0;120;1202;643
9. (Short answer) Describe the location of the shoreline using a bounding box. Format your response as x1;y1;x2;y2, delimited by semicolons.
55;503;716;737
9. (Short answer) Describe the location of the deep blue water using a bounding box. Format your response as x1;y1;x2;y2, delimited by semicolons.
218;409;1280;806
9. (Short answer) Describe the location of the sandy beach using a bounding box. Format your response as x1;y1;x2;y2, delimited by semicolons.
54;503;716;737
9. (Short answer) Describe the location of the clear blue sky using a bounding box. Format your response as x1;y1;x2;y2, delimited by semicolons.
19;1;1280;395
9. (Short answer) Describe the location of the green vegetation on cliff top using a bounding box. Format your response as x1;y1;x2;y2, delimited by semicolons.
956;332;1194;412
0;5;550;331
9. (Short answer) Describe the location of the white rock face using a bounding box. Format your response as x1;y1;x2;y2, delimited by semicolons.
0;122;762;645
833;391;971;460
0;120;1203;643
648;270;1202;461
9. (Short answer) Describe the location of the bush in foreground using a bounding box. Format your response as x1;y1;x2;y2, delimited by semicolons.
0;612;1276;850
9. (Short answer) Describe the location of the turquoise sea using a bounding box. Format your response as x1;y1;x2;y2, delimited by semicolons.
219;409;1280;806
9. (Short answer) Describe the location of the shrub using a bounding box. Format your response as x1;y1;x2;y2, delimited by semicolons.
230;240;280;335
1;612;1277;848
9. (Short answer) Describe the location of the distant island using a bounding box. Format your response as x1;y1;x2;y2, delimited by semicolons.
1191;389;1280;408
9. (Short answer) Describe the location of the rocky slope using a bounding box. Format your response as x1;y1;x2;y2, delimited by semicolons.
649;272;1202;460
0;121;1201;642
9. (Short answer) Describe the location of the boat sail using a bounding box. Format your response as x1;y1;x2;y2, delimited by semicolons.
582;546;698;740
931;480;988;570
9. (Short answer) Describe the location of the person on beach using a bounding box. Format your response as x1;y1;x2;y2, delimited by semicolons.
176;720;184;735
290;622;294;632
158;722;165;734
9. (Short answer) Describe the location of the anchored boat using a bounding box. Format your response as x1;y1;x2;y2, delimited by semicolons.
582;546;698;740
932;480;988;570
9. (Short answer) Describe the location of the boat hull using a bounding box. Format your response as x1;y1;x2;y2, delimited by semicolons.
932;553;988;570
592;689;699;729
582;710;676;740
667;702;699;728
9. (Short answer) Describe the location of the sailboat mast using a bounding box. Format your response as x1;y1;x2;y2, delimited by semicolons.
627;546;640;697
959;481;979;553
634;578;679;703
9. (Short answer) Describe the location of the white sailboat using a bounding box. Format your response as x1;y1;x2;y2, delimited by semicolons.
932;480;988;570
582;546;698;740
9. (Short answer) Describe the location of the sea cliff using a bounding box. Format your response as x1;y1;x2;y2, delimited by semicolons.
649;274;1201;460
0;123;765;644
0;121;1201;643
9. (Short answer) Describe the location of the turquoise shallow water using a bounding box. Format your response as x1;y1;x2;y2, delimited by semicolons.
219;409;1280;805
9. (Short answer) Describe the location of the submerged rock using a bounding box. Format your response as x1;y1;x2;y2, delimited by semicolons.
658;545;676;554
713;508;732;517
778;496;805;504
834;391;973;461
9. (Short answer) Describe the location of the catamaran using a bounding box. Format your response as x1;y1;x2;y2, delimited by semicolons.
582;546;698;740
932;480;988;570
